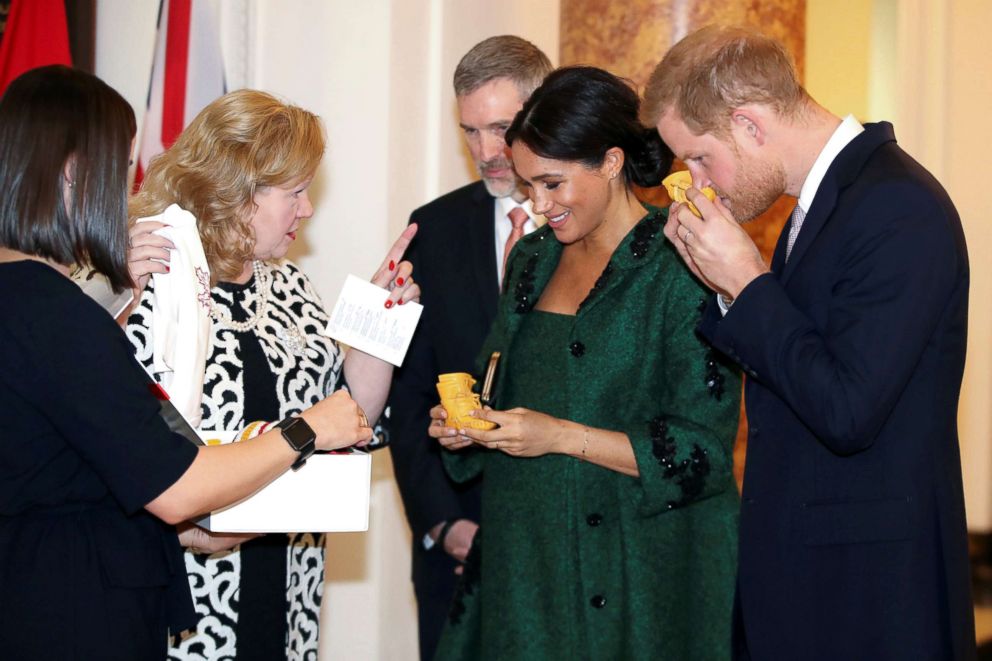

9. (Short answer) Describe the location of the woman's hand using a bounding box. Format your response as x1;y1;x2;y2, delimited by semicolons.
127;220;173;293
300;389;374;451
460;407;578;458
341;224;419;425
427;404;474;451
370;224;421;307
177;521;261;554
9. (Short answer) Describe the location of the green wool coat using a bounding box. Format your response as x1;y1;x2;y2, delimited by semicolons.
436;207;742;661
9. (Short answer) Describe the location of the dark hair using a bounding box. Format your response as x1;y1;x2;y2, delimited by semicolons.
506;66;672;188
0;65;136;291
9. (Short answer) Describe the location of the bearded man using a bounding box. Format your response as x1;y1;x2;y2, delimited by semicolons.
644;25;975;661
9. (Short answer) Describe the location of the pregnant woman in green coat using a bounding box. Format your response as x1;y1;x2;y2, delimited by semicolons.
428;66;742;660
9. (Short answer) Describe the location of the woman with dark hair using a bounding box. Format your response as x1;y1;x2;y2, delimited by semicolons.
0;66;370;660
429;66;741;659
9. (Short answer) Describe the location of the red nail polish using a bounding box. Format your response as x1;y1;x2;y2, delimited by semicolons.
165;265;171;273
396;277;404;286
389;260;396;270
384;300;393;309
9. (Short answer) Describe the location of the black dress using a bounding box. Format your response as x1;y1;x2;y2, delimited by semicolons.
0;261;198;661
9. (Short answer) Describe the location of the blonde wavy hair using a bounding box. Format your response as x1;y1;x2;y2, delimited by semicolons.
130;89;325;283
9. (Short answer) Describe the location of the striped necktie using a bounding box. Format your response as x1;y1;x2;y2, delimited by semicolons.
785;204;806;262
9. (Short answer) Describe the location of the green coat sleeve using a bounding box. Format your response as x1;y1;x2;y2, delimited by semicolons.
439;231;553;484
623;274;742;518
439;285;514;484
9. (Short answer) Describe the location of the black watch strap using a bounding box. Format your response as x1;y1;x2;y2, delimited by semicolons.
436;519;456;551
275;416;316;471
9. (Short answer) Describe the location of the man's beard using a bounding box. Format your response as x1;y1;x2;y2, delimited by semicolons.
722;151;786;223
477;156;518;199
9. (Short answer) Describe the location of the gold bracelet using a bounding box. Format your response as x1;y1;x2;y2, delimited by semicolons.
581;427;590;460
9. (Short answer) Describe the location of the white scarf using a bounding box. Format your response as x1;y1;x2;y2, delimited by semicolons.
136;204;212;426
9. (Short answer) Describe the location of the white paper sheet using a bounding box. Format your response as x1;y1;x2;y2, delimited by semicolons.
324;274;423;367
195;430;371;533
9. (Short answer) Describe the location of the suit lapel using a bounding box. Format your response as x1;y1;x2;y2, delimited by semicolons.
465;183;500;326
780;122;897;284
769;209;793;276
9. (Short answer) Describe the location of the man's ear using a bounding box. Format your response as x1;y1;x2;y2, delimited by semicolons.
730;106;767;147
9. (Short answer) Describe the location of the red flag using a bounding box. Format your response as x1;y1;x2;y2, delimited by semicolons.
0;0;72;96
134;0;225;189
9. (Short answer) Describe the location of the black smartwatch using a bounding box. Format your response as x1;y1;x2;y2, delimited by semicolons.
275;416;316;471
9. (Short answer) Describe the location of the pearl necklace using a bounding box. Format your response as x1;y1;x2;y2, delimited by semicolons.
209;260;270;332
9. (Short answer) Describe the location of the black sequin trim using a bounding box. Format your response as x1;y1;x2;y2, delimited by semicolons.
513;253;540;313
629;210;664;258
704;352;726;401
448;529;483;626
578;261;614;311
649;416;711;509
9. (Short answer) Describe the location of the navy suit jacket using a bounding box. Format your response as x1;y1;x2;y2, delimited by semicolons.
699;123;975;660
388;181;495;584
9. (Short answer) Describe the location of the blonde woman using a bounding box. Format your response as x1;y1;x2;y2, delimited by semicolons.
126;90;418;660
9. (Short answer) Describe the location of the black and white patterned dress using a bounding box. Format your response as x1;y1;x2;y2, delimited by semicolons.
126;259;342;661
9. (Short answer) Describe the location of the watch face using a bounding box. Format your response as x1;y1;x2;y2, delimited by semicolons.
281;417;315;452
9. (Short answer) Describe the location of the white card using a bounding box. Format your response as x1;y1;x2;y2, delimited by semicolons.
324;274;423;367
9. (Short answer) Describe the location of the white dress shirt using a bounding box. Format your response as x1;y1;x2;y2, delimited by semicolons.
796;114;864;217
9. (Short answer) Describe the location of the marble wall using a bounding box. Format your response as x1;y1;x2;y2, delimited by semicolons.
561;0;805;88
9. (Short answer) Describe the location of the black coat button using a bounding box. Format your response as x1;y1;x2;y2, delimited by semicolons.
590;595;607;609
570;341;585;357
586;513;603;527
